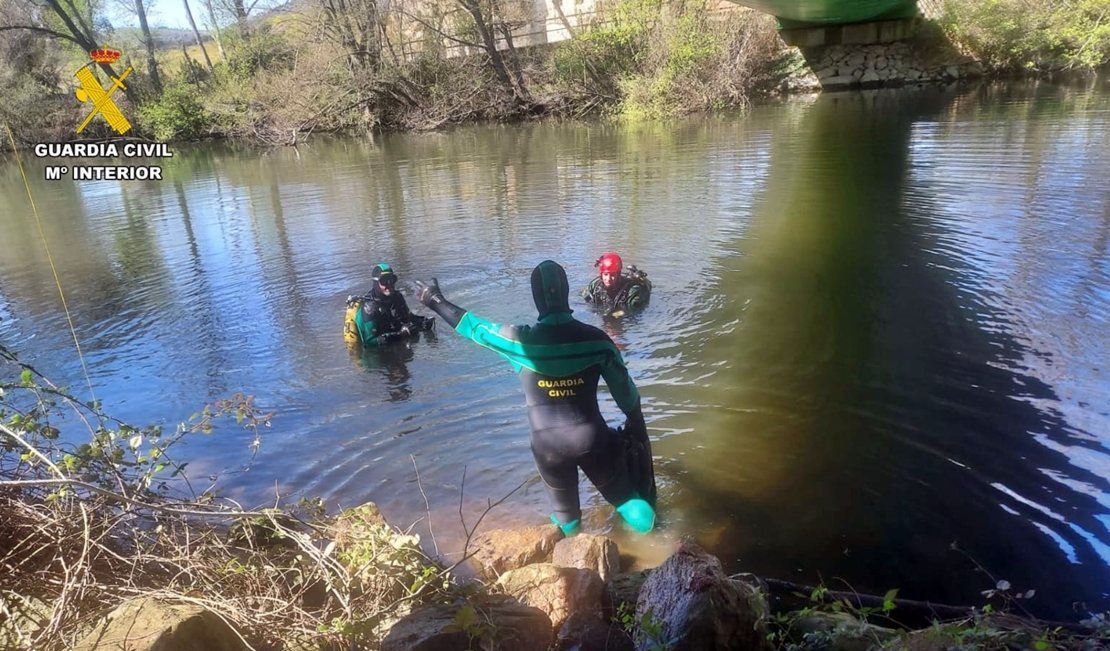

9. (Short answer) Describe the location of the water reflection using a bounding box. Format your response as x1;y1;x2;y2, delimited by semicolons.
346;333;441;403
636;84;1110;619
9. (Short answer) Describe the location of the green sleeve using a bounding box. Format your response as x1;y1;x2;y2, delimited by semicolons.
599;347;640;415
454;312;635;381
626;284;645;309
454;312;528;372
355;307;386;347
582;278;598;301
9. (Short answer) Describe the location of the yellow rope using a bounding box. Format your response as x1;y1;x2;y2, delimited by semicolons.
4;122;98;405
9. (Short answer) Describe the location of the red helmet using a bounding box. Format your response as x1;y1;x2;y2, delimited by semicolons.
597;253;622;275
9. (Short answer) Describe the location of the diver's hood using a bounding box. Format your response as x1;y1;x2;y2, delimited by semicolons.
531;260;573;320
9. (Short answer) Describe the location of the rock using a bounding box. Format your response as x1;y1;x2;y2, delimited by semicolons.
557;610;635;651
467;524;564;580
634;541;771;651
553;534;621;583
861;70;882;85
498;563;605;631
946;65;961;79
0;594;50;649
816;67;841;80
70;597;248;651
380;598;552;651
820;75;859;89
605;570;652;618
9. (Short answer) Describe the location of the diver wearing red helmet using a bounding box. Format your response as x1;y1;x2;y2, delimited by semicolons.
582;253;652;317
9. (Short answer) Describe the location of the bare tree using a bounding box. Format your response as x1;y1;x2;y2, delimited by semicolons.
131;0;163;92
182;0;214;69
199;0;225;59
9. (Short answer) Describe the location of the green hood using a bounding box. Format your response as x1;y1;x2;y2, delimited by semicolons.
530;260;573;320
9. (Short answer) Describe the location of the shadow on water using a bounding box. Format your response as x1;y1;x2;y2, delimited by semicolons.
647;85;1110;620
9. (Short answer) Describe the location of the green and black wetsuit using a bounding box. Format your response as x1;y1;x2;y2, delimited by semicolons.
418;261;656;532
352;286;415;347
351;286;433;347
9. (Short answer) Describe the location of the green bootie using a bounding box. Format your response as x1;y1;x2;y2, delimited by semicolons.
551;514;581;537
616;498;656;533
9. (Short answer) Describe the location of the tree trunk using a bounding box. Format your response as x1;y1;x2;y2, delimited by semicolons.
233;0;250;40
182;0;214;69
457;0;517;99
42;0;132;99
202;0;225;60
495;17;531;102
133;0;163;93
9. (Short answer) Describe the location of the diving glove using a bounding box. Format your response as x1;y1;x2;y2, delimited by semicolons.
415;278;467;329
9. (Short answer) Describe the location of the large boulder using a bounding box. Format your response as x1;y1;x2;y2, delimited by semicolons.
497;563;605;630
70;597;248;651
466;524;564;580
605;570;652;619
380;597;552;651
635;541;771;651
553;534;621;583
556;610;635;651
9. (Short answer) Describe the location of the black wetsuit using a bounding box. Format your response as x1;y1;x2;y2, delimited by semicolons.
418;262;653;526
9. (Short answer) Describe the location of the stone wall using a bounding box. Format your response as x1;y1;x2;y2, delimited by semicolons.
802;41;985;90
781;16;986;91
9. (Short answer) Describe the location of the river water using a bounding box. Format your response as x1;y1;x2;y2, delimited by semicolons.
2;80;1108;620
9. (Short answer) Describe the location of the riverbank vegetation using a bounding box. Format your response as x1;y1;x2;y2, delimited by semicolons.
931;0;1110;75
2;0;1107;147
0;0;802;147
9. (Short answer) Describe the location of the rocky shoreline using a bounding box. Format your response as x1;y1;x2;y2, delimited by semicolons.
63;503;1109;651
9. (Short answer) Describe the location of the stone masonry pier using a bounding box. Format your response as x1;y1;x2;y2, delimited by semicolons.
779;17;985;90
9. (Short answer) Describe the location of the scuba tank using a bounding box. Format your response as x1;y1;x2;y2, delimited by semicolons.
344;295;364;344
626;265;651;292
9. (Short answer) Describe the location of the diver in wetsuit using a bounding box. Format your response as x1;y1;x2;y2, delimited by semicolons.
581;252;651;317
415;260;656;536
345;263;435;347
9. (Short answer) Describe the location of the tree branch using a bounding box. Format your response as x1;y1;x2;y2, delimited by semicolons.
395;7;482;49
0;23;86;47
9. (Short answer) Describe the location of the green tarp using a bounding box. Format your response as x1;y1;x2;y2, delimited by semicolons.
731;0;920;27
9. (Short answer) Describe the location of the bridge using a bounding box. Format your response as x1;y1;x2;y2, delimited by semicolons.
733;0;920;28
721;0;978;89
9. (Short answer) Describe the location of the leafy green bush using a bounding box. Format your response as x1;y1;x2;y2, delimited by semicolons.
136;83;213;141
938;0;1110;72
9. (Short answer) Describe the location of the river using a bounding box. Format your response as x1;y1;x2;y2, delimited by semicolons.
2;79;1108;620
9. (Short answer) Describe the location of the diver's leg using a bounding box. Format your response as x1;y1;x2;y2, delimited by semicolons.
530;437;581;535
580;425;655;533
